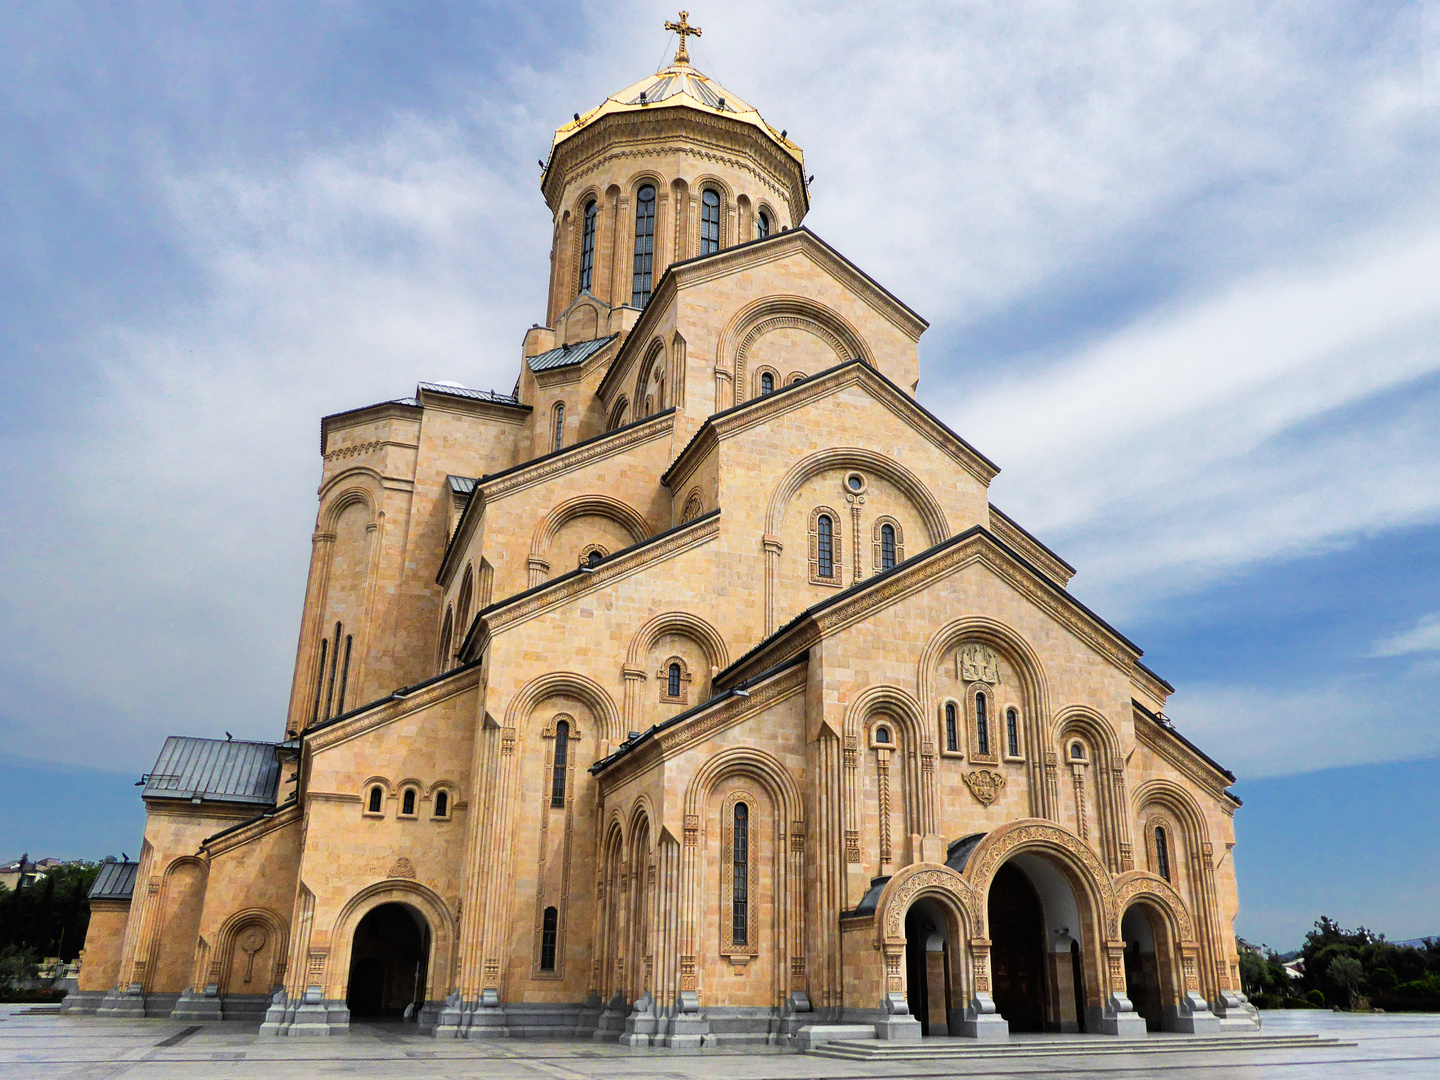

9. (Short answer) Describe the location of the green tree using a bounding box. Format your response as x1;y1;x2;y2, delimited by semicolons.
1328;955;1364;1009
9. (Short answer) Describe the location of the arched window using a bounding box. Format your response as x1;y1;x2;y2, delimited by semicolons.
1155;826;1171;882
551;720;570;807
732;802;749;946
817;514;834;578
875;725;891;745
975;693;990;756
540;905;559;971
434;790;448;818
578;200;597;292
945;702;958;753
437;607;454;674
311;637;328;725
667;662;682;698
367;786;383;814
1006;707;1019;757
401;788;417;816
1071;741;1084;759
880;523;896;570
552;402;565;452
760;371;774;396
336;634;353;714
632;185;656;307
587;548;604;568
700;188;721;254
757;210;770;238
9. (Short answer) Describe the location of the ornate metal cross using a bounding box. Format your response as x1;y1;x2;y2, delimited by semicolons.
665;11;702;65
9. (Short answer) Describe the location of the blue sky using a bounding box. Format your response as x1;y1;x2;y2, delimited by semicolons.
2;1;1438;950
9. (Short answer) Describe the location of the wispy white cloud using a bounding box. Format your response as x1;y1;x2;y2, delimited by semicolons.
1371;613;1440;657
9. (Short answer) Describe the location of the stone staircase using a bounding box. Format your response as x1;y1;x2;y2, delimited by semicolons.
807;1031;1352;1060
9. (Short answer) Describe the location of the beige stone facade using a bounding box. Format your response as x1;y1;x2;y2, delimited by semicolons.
73;32;1258;1044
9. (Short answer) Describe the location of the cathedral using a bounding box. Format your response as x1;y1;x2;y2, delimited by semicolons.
72;18;1259;1045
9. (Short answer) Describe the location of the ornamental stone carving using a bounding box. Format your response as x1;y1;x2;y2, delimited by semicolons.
879;867;977;941
959;643;999;684
962;769;1006;807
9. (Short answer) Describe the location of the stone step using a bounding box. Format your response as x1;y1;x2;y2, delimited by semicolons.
808;1033;1352;1060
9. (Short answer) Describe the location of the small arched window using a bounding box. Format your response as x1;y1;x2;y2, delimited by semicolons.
551;720;570;808
760;371;774;396
732;802;749;946
434;790;448;818
367;786;383;814
401;788;417;816
668;662;682;698
578;200;597;292
875;725;891;745
700;188;721;254
944;703;958;753
1070;741;1085;760
1006;708;1019;757
632;185;656;307
552;402;565;452
975;693;990;756
1155;826;1171;882
880;523;897;570
817;514;834;578
540;905;559;971
587;549;604;568
757;210;771;238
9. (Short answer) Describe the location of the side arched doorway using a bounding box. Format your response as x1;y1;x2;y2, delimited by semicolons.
346;903;430;1021
987;863;1046;1032
904;899;953;1036
1121;906;1165;1031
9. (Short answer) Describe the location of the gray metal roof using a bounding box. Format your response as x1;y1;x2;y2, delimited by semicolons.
447;475;476;495
143;736;280;806
416;382;521;405
89;860;139;900
528;334;616;372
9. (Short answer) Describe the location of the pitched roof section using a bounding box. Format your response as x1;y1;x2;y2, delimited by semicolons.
416;382;525;407
528;334;617;372
143;736;281;806
88;860;139;901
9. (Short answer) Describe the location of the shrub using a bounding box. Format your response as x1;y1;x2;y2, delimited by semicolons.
1372;968;1399;993
1307;989;1326;1007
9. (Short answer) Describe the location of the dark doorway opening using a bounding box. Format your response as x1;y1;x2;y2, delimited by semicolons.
904;900;952;1035
346;903;430;1020
1121;906;1164;1031
1070;939;1086;1033
988;863;1046;1033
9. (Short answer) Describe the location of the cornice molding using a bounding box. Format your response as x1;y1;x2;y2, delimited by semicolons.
479;410;675;503
305;666;483;754
1134;717;1232;801
203;801;302;859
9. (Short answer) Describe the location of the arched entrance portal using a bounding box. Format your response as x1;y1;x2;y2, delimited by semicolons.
1122;906;1164;1031
346;903;430;1020
904;899;953;1036
987;863;1046;1032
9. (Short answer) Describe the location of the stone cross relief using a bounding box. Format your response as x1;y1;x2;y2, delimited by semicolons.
238;928;267;984
958;643;999;684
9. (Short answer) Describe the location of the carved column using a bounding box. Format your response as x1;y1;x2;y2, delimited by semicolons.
762;535;783;636
876;746;893;874
1071;761;1088;842
527;556;549;589
845;492;864;586
620;665;647;746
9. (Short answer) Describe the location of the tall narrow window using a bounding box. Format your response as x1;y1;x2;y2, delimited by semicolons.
1006;707;1019;757
975;693;990;756
880;523;896;570
668;662;681;698
732;802;749;946
1155;826;1171;882
551;720;570;807
434;790;448;818
324;621;342;720
578;200;596;292
367;785;383;813
817;514;834;578
311;638;328;726
700;188;721;254
945;702;958;753
632;185;656;307
760;371;774;396
757;210;770;238
336;634;352;715
552;403;565;452
540;906;559;971
402;788;416;816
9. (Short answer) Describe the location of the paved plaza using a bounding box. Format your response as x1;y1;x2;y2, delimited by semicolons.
4;1008;1440;1080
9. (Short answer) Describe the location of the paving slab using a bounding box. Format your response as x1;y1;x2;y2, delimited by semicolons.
3;1007;1440;1079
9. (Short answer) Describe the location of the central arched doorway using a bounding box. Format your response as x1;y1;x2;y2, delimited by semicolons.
346;903;430;1021
987;863;1046;1032
904;899;953;1036
1121;906;1164;1031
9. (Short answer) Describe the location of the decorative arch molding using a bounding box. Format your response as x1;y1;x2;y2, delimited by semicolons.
213;905;289;994
1130;778;1213;850
842;683;934;837
1111;870;1196;943
634;337;667;413
764;447;949;545
960;819;1115;940
1052;704;1123;762
503;670;623;746
317;467;382;507
326;878;456;1003
624;611;729;672
1052;704;1133;872
717;296;873;403
683;745;804;822
528;494;650;563
872;863;978;947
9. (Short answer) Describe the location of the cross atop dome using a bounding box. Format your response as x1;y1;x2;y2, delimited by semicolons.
664;11;702;65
